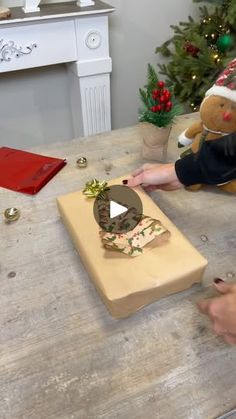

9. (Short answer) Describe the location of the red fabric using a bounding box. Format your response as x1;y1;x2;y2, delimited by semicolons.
0;147;66;195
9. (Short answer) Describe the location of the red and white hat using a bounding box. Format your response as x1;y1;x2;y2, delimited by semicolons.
205;58;236;102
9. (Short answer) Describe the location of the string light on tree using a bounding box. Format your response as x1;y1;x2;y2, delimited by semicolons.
212;52;221;64
202;16;212;24
190;102;198;112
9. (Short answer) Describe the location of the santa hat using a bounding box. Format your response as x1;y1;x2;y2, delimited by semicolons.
205;58;236;102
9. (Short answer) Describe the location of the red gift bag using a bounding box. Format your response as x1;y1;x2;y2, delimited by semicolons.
0;147;66;195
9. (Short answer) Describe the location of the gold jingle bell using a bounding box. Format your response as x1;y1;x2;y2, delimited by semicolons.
76;157;87;168
4;207;21;222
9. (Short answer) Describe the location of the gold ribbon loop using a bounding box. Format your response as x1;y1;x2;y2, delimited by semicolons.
83;179;109;198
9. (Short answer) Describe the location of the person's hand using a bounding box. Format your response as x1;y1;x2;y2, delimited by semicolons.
198;279;236;345
123;163;183;191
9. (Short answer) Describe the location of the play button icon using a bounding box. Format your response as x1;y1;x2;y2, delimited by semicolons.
93;184;143;233
110;201;128;219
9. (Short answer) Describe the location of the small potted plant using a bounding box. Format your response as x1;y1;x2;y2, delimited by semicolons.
139;64;182;161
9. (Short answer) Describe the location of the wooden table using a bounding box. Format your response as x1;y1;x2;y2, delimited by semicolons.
1;114;236;419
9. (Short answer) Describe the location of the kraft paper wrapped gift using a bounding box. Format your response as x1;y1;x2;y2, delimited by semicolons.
57;176;207;318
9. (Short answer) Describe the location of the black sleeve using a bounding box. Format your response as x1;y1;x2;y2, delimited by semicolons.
175;132;236;186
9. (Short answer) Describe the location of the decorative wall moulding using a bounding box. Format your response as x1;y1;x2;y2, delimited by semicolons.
0;40;37;62
85;30;101;49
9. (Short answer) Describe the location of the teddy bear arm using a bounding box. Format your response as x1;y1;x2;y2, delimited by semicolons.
185;121;203;138
178;121;203;147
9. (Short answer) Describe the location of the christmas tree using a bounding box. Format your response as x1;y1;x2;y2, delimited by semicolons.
156;0;236;112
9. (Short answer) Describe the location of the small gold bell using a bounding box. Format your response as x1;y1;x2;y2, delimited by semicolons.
76;157;87;168
4;207;21;222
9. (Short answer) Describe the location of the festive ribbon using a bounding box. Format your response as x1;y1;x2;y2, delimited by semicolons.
83;178;109;198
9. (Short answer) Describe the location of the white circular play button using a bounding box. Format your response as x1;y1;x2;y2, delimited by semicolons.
93;185;143;233
109;200;128;219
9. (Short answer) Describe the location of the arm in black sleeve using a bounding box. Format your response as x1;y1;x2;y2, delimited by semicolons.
175;132;236;186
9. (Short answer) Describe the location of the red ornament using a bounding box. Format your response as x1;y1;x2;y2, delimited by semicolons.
184;41;200;57
156;104;162;112
158;81;165;88
151;106;156;112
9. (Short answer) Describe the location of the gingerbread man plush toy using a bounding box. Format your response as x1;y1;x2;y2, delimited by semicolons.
178;58;236;193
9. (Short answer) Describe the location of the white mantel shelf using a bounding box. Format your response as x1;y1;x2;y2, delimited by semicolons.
0;1;115;137
0;1;114;25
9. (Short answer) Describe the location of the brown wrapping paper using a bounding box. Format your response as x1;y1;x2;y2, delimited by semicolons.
57;176;207;318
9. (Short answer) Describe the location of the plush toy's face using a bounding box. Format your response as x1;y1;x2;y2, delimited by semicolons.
200;95;236;133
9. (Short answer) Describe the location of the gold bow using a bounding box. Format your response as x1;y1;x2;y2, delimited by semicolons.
83;179;109;198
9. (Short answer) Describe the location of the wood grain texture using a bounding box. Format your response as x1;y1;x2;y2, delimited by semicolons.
1;114;236;419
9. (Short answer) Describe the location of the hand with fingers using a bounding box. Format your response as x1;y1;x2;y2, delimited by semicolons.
123;163;183;192
198;279;236;345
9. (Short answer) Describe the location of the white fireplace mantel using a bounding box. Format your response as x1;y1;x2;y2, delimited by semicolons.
0;1;115;137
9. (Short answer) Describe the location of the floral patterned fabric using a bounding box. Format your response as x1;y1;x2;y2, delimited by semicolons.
100;215;170;257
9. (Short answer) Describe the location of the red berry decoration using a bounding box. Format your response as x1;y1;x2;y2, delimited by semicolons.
163;90;171;100
159;95;166;103
153;89;160;97
166;101;172;108
139;65;183;127
158;81;165;88
165;101;172;112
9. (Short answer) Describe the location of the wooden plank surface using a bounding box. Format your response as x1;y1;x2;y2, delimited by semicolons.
1;114;236;419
